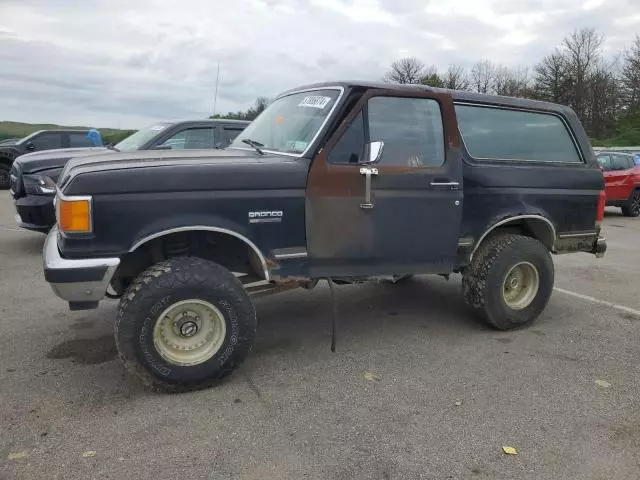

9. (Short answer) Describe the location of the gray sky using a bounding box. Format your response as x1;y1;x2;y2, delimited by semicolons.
0;0;638;129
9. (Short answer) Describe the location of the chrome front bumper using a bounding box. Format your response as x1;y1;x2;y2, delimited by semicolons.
43;227;120;310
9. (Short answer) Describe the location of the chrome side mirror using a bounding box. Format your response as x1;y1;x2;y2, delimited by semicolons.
362;141;384;164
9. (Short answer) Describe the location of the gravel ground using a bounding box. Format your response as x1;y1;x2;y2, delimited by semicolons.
0;191;638;480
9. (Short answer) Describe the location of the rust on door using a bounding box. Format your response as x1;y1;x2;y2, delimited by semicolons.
305;87;462;277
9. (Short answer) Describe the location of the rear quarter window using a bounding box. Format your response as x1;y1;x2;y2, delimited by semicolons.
455;104;582;163
69;132;93;147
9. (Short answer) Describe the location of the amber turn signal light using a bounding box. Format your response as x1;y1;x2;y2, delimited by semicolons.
57;197;92;233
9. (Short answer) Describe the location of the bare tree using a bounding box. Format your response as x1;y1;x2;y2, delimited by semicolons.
471;60;496;94
621;34;640;111
588;61;621;138
383;57;425;84
494;65;531;97
562;27;604;120
443;64;470;90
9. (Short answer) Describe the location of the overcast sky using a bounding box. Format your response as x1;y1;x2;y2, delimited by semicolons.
0;0;638;129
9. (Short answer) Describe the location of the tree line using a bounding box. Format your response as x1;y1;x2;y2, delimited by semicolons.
210;97;271;121
383;28;640;146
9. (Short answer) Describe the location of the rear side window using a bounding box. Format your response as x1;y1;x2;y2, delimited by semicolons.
455;105;582;163
159;127;216;149
221;127;245;147
69;132;93;147
612;155;632;171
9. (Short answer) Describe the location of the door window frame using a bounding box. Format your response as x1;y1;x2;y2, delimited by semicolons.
322;88;457;172
30;132;65;150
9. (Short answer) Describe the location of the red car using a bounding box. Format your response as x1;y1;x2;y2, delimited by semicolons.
596;151;640;217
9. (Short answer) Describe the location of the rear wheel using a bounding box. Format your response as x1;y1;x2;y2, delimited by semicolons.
0;163;10;190
621;189;640;217
115;257;257;392
462;234;554;330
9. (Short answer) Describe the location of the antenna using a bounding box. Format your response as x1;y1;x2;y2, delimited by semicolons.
213;62;220;117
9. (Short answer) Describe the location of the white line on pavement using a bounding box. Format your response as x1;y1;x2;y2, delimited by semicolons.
554;287;640;318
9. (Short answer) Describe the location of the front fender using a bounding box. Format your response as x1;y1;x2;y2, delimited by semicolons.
129;214;255;252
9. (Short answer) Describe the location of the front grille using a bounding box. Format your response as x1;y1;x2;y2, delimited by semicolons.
9;163;24;198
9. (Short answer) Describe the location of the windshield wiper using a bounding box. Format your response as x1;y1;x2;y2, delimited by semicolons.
241;139;265;155
106;144;120;152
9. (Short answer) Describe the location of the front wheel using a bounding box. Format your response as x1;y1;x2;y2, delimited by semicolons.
621;189;640;217
462;234;554;330
0;163;11;190
115;257;257;392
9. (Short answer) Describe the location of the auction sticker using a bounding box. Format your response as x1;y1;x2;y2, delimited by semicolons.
298;96;332;109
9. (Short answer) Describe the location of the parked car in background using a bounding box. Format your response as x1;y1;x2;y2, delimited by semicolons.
0;129;101;189
596;151;640;217
10;119;249;232
42;80;606;392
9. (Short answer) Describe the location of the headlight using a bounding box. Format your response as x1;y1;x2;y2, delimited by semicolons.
23;174;57;195
55;193;92;234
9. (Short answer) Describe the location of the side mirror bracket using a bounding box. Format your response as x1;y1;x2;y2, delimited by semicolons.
360;141;384;165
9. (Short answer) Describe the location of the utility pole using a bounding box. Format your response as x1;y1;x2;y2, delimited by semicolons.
213;62;220;117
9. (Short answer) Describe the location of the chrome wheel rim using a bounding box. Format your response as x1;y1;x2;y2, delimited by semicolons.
502;262;540;310
153;299;226;366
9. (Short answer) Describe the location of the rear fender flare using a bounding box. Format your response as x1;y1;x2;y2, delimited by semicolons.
469;214;557;262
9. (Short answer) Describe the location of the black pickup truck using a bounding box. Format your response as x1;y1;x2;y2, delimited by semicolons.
10;119;249;232
0;129;101;189
43;81;607;392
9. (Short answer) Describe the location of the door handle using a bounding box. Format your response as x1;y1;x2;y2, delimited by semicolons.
359;166;378;209
430;180;460;190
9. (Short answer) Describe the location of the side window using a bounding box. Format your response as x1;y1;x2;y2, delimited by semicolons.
160;128;216;149
31;133;63;150
597;155;612;171
221;127;245;147
328;96;445;167
612;155;631;171
455;105;582;163
328;111;365;164
68;132;93;148
368;97;445;167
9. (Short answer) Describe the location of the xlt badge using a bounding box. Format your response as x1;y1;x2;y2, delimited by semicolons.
248;211;283;224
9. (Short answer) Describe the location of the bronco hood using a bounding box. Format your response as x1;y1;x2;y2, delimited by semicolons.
59;148;307;195
14;147;112;174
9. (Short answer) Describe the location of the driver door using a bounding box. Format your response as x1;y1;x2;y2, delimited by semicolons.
305;88;463;277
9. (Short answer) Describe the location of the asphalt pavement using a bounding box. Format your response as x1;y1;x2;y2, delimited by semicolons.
0;191;638;480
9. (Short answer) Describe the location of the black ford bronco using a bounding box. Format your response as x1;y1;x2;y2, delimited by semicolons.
43;81;607;392
11;119;249;232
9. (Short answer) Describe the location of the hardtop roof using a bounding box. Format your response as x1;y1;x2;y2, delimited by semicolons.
278;80;569;113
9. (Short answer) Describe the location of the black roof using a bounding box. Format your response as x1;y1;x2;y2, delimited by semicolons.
595;150;638;156
164;119;251;126
278;80;569;113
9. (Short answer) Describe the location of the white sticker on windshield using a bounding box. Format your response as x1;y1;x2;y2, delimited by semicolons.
150;125;166;131
298;96;332;109
285;140;309;152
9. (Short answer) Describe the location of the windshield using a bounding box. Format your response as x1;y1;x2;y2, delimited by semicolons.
114;123;173;152
229;88;341;155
